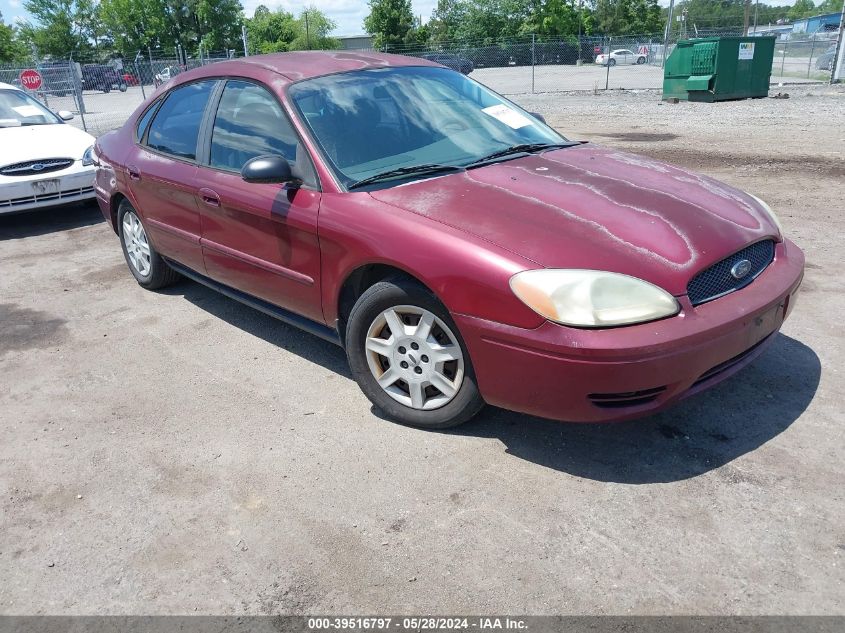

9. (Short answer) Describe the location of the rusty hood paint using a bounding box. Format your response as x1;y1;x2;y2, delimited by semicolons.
369;144;779;296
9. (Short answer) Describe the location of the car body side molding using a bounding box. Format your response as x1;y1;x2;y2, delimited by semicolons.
165;258;341;346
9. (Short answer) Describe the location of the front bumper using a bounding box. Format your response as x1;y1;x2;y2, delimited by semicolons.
455;239;805;422
0;163;96;214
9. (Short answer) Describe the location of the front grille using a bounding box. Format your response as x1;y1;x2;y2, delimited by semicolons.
588;386;667;409
0;185;94;209
687;240;775;306
0;158;75;176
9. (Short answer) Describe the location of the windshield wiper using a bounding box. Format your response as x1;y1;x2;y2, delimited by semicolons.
348;163;464;190
465;142;577;168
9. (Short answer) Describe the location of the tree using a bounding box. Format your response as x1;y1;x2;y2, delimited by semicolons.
244;5;298;54
99;0;244;57
288;7;341;51
1;11;28;62
787;0;816;21
364;0;415;49
99;0;168;53
593;0;663;35
521;0;580;37
815;0;839;13
20;0;93;57
194;0;244;53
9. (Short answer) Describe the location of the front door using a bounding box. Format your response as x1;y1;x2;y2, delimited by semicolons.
194;79;323;324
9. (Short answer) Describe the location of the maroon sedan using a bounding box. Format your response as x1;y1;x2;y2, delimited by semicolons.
93;52;804;428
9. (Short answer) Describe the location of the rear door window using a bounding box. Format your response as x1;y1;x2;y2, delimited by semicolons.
145;81;215;160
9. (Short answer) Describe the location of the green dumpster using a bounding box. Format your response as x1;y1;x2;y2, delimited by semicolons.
663;36;776;102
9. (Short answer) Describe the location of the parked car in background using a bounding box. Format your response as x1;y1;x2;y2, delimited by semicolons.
0;82;96;214
36;61;77;97
816;44;837;71
82;64;128;93
153;66;181;87
94;52;803;429
595;49;647;66
420;53;474;74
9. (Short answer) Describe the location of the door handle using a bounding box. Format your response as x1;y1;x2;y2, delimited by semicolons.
127;165;141;181
199;188;220;208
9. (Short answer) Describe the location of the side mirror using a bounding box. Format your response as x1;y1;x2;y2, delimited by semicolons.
529;112;546;124
57;110;74;121
241;154;299;185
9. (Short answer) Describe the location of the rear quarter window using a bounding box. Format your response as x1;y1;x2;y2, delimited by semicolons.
135;100;160;142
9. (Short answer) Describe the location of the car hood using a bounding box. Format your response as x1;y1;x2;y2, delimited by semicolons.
369;144;778;296
0;123;94;166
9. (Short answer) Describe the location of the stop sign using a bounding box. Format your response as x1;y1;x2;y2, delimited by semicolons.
19;69;43;91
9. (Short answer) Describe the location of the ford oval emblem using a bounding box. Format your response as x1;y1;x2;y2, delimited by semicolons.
31;163;45;171
731;259;753;279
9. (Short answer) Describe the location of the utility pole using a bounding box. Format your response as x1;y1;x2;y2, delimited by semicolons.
832;0;845;83
743;0;751;36
662;0;675;68
577;0;583;63
242;25;248;57
753;0;760;32
305;10;311;51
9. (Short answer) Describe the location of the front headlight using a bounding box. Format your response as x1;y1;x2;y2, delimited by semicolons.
510;269;680;328
82;145;96;166
749;194;783;238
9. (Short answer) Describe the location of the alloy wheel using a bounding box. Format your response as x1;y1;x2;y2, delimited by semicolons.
122;211;152;277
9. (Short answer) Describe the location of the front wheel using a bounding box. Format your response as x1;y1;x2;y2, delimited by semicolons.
119;81;127;92
636;56;646;64
608;58;616;67
118;200;180;290
346;279;484;429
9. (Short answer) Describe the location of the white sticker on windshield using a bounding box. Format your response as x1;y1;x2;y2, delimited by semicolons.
12;105;44;117
482;104;532;129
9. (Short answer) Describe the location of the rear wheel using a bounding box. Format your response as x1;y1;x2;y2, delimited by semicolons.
609;58;616;67
346;279;484;429
119;81;127;92
118;200;180;290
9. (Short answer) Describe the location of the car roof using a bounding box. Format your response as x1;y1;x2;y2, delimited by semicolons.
0;82;21;91
172;51;440;85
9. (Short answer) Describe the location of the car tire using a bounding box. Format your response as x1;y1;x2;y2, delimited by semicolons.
609;59;616;67
118;200;180;290
637;56;646;64
345;278;485;429
119;81;127;92
102;84;110;93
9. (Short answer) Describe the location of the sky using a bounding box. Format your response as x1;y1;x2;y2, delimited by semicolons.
0;0;809;37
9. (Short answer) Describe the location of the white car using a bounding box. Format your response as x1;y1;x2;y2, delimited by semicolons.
0;81;97;214
595;49;647;66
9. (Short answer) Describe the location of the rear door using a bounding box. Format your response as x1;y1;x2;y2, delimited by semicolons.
193;79;324;323
128;80;217;273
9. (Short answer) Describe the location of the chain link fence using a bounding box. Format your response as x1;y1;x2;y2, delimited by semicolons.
2;29;834;139
1;47;241;137
370;30;833;96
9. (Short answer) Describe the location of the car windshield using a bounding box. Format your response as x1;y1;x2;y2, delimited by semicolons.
0;89;61;127
289;66;569;188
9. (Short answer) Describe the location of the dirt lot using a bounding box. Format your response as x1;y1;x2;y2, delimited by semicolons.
1;84;843;615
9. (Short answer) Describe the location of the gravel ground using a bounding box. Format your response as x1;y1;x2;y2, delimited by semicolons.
1;85;843;615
